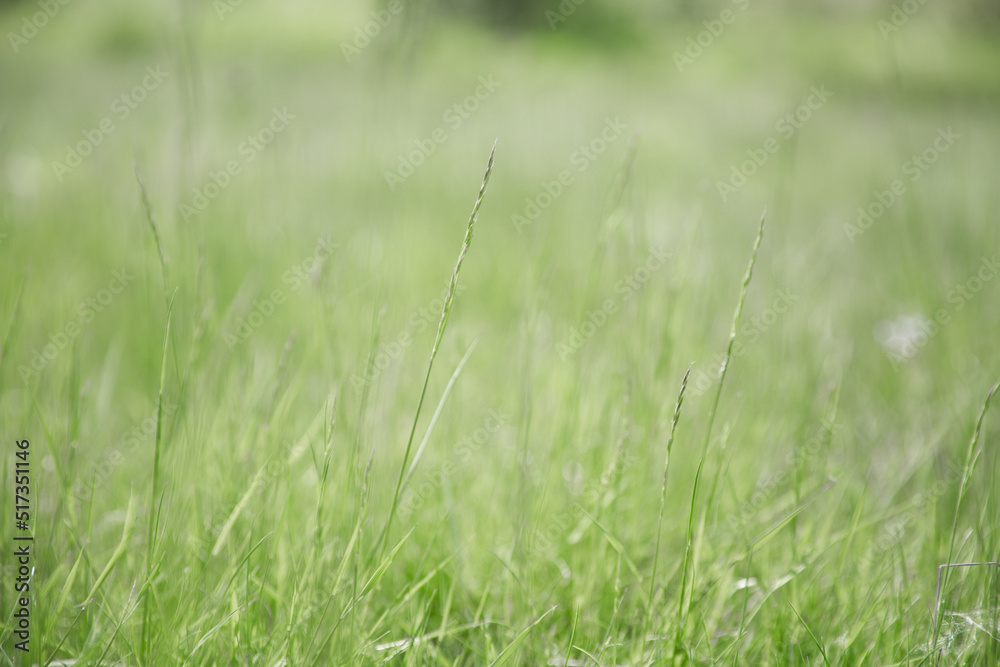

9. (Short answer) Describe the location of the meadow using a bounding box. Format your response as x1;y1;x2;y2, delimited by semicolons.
1;0;999;664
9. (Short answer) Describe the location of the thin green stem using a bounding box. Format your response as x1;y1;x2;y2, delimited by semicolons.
674;209;765;657
380;141;496;561
642;364;692;662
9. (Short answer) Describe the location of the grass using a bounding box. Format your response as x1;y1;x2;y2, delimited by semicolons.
1;0;1000;664
381;141;495;564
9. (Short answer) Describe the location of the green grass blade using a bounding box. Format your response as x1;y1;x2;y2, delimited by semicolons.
932;375;1000;649
487;605;557;667
84;494;137;607
380;141;496;560
789;601;833;667
402;334;480;490
0;269;25;383
641;364;692;660
142;288;176;659
133;159;169;299
675;209;765;655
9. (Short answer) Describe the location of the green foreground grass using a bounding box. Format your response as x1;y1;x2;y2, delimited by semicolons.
1;1;1000;664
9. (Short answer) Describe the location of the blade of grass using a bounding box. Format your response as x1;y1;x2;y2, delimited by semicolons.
747;477;838;551
789;601;833;667
487;606;557;667
84;494;137;607
675;210;765;657
641;364;692;661
573;503;643;582
379;141;496;561
0;269;25;383
931;376;1000;650
146;289;175;563
211;455;274;558
348;526;416;618
94;590;142;667
732;547;753;667
564;604;580;667
142;289;176;659
365;553;458;642
134;159;169;300
402;334;480;490
313;393;338;555
308;527;417;664
50;549;85;629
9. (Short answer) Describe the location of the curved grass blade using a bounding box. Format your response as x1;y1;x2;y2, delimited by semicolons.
641;364;692;660
380;141;496;560
675;209;765;656
488;606;557;667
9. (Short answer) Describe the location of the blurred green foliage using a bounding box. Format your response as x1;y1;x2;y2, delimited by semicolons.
1;0;999;663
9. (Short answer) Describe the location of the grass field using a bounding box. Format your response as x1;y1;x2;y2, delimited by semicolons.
2;0;1000;664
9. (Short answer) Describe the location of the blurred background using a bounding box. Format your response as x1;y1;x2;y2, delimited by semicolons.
2;0;998;438
1;0;1000;662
